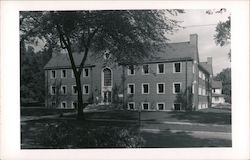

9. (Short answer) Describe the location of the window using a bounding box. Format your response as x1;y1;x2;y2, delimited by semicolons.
83;84;89;95
142;64;149;75
157;103;165;111
198;86;202;95
157;83;165;94
173;82;181;94
61;85;67;95
61;102;67;108
142;83;149;94
61;69;67;78
72;102;77;109
173;62;181;73
127;83;135;94
72;85;77;95
157;64;165;74
51;86;56;95
103;68;112;86
83;68;89;77
142;102;149;110
128;102;135;110
127;65;135;75
174;103;181;111
51;70;56;79
52;102;56;107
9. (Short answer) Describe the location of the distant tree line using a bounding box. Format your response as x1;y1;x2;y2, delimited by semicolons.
20;40;52;105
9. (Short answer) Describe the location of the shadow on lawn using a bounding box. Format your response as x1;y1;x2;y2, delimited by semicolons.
141;129;232;148
167;110;231;125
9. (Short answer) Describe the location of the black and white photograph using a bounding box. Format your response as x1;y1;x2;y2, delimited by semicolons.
0;1;249;160
20;9;232;149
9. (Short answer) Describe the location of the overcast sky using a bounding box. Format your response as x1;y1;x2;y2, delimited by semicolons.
167;9;231;75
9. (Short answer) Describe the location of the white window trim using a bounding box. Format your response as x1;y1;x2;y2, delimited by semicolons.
61;101;67;109
50;86;56;95
72;85;77;95
127;83;135;94
173;62;182;73
127;65;135;75
157;102;165;111
71;70;75;78
83;68;89;77
61;69;67;78
173;82;182;94
141;102;150;111
157;63;165;74
61;85;67;95
173;103;182;111
142;64;149;75
83;84;90;95
51;70;56;79
157;82;165;94
127;102;135;110
72;101;77;108
141;83;150;94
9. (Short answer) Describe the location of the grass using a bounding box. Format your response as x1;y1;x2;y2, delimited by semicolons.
21;106;231;148
21;107;75;117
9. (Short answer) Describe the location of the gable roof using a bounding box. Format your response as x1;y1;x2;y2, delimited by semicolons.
212;80;223;89
44;41;197;69
200;61;213;76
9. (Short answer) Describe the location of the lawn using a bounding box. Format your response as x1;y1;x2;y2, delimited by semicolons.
21;107;231;149
21;107;75;117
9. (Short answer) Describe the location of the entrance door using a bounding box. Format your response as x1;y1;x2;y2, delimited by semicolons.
102;68;112;104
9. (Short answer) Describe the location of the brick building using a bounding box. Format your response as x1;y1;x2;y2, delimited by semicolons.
44;34;213;111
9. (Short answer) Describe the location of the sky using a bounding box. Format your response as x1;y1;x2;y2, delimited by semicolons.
166;9;231;75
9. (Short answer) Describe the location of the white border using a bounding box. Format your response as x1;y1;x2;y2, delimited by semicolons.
0;1;249;160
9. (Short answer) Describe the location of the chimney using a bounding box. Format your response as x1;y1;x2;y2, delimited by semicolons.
207;57;212;65
190;34;198;46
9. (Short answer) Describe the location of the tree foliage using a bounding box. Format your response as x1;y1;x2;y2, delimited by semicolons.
20;10;183;117
214;68;231;103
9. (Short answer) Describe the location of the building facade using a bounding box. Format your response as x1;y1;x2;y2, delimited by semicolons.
211;80;225;106
44;34;213;111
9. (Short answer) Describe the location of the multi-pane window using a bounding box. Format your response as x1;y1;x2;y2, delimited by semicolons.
127;65;135;75
61;69;66;78
128;102;135;110
127;83;135;94
173;82;181;94
61;102;67;108
51;86;56;95
61;85;67;94
142;64;149;75
72;102;77;109
174;62;181;73
72;85;77;95
103;68;112;86
142;102;149;110
51;70;56;79
83;68;89;77
157;64;165;74
157;103;165;111
157;83;165;94
142;83;149;94
174;103;181;111
83;84;89;95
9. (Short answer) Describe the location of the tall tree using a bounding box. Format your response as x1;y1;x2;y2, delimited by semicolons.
20;10;183;118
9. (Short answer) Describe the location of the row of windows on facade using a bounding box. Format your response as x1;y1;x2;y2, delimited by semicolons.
56;101;183;111
49;62;182;79
50;82;182;95
50;85;90;95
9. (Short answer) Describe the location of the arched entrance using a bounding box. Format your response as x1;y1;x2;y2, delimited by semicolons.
102;67;112;104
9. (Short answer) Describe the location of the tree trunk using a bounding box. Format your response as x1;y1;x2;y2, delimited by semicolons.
75;73;84;119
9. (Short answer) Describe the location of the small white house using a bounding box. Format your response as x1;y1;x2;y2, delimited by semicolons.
212;80;225;106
